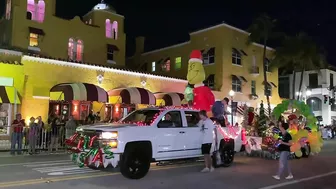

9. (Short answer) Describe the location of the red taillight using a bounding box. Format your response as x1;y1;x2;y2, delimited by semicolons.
241;128;247;145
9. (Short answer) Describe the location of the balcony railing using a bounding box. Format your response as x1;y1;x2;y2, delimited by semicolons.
249;66;260;74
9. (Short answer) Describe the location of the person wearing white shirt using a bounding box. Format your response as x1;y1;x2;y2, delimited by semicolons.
198;110;217;173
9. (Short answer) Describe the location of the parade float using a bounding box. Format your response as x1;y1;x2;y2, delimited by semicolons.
64;50;244;179
243;99;323;159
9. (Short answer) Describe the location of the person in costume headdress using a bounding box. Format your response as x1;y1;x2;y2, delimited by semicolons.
186;50;215;112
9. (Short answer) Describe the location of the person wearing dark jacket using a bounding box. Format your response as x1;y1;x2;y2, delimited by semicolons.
273;122;293;180
211;97;229;126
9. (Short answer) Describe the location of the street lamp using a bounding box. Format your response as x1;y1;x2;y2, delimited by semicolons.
229;90;235;126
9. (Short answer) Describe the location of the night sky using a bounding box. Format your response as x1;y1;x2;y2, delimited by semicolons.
0;0;335;63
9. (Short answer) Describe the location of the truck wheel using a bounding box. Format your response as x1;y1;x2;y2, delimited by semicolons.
120;145;151;179
212;145;235;168
301;143;311;158
222;147;234;167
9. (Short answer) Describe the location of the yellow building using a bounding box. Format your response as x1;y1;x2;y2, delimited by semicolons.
0;1;187;143
128;23;282;109
0;0;125;67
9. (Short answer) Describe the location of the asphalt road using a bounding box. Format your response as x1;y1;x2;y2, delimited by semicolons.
0;140;334;189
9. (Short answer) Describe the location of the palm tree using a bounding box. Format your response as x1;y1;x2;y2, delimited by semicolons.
247;14;277;117
272;33;327;100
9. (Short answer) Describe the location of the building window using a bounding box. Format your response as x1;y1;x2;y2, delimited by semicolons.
264;58;270;72
175;57;182;70
308;73;318;88
251;80;256;94
232;48;242;65
151;62;156;72
37;0;45;22
5;0;11;20
307;97;322;111
203;47;215;65
330;73;334;89
264;83;272;96
106;20;118;40
105;19;112;38
205;74;215;90
232;76;242;92
162;58;170;72
68;38;84;61
107;46;114;61
29;33;38;47
26;0;45;22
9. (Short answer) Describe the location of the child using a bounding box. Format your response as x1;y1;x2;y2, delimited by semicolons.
28;117;38;155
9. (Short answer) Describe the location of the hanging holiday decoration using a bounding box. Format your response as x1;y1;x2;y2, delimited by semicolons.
258;101;268;137
186;50;215;111
66;133;117;168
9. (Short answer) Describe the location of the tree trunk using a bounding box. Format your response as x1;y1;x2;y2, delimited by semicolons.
297;68;305;100
292;71;296;100
262;37;272;118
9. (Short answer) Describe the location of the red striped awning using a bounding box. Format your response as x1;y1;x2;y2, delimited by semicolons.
154;92;184;106
50;83;108;102
237;105;244;115
108;87;156;105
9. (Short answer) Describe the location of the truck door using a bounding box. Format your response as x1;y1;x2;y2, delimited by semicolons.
154;111;182;160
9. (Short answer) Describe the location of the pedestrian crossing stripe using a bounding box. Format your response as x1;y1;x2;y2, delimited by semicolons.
23;160;100;176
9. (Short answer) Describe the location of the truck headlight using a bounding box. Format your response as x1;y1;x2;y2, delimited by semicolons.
101;131;118;139
76;127;83;132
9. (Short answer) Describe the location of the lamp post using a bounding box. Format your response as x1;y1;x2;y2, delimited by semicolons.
229;90;235;126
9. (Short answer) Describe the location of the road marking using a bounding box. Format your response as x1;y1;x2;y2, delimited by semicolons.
24;161;72;168
0;160;70;167
258;171;336;189
0;163;202;188
48;169;99;176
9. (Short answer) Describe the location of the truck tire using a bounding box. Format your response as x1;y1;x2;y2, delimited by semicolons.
212;140;235;168
120;143;151;179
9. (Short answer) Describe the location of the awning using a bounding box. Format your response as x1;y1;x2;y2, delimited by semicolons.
240;50;248;56
50;83;108;102
107;44;119;51
237;106;244;115
108;87;156;105
28;27;45;35
154;92;184;106
231;75;247;82
263;81;277;88
232;48;241;55
0;86;21;104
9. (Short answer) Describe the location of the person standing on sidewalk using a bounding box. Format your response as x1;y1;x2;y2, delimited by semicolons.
199;110;217;173
36;116;44;150
49;115;60;153
10;113;25;155
273;122;293;180
28;117;38;155
65;116;77;139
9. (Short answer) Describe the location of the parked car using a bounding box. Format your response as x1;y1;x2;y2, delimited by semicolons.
75;108;245;179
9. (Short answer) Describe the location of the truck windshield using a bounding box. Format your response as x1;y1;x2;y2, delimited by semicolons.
120;109;160;125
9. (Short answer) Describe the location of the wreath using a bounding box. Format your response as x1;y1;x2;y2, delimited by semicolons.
272;99;318;131
272;99;323;156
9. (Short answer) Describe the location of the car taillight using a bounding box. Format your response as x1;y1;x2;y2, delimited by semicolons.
241;128;247;145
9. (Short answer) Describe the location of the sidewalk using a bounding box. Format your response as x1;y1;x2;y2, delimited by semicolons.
0;151;67;158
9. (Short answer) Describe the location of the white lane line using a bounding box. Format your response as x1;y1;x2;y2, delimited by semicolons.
258;171;336;189
33;167;82;173
48;169;99;176
32;165;76;171
24;161;72;168
0;160;71;167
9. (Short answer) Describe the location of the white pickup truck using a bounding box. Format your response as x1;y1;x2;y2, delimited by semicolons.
75;108;245;179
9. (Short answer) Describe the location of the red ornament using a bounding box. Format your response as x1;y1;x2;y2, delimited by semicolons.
248;112;254;125
77;137;84;150
89;136;98;147
92;148;103;165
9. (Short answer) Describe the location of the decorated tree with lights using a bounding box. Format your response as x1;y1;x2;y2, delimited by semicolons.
258;101;267;137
